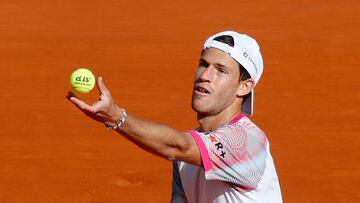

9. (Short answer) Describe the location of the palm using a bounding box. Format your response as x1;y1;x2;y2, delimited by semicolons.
67;77;120;126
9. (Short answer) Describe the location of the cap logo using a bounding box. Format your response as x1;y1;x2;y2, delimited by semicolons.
243;52;258;72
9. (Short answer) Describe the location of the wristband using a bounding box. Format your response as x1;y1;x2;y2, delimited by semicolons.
105;108;127;130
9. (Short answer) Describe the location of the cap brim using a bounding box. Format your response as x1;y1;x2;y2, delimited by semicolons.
241;90;254;116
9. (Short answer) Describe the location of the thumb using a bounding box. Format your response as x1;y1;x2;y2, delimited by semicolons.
97;76;110;95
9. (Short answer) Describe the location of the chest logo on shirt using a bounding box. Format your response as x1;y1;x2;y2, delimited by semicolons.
209;135;226;158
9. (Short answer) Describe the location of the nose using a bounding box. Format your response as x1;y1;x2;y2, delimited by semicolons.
197;65;214;82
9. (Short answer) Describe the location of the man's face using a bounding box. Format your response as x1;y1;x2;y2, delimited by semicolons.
192;48;241;116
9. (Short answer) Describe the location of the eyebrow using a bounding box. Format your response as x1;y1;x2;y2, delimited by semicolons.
199;58;208;64
199;58;228;69
199;58;229;70
216;62;228;69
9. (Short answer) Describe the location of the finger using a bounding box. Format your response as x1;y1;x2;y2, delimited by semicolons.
67;93;97;114
97;76;110;95
66;91;78;100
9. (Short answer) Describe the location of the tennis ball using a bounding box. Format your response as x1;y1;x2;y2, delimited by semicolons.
70;68;96;94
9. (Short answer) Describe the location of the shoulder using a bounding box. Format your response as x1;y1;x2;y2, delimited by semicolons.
223;116;268;148
234;116;263;132
240;116;265;131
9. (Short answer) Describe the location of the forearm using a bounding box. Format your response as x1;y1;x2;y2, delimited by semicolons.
67;78;200;165
115;112;200;164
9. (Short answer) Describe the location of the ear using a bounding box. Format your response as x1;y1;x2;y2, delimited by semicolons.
237;78;255;97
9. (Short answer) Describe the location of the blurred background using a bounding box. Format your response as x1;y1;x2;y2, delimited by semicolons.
0;0;359;202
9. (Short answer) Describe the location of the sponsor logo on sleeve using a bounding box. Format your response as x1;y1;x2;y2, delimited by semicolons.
209;135;226;158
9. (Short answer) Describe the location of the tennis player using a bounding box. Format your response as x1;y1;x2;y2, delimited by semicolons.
67;31;282;203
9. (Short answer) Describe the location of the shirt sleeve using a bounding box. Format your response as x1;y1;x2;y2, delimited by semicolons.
190;124;268;189
171;161;188;203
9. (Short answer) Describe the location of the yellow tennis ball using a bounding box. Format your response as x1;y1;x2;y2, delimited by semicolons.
70;68;96;94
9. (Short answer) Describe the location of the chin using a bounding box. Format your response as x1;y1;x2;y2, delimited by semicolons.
191;100;209;115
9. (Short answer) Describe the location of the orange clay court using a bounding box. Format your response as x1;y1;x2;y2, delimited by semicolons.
0;1;359;202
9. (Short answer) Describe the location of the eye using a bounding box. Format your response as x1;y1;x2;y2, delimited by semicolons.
199;61;208;68
218;68;228;74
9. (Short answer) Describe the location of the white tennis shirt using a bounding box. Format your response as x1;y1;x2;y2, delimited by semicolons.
172;114;282;203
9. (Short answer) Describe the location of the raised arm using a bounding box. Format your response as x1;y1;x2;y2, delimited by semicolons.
67;77;201;166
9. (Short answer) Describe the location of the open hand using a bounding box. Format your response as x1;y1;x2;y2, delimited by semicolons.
66;77;121;127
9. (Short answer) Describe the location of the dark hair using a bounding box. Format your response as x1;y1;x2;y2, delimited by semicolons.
213;35;251;81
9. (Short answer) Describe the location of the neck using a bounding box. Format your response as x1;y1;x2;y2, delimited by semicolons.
197;107;242;132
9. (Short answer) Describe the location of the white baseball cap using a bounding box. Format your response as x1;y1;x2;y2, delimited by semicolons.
203;31;264;116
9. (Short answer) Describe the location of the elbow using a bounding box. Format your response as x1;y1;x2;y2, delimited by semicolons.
159;146;180;162
163;146;189;162
165;150;177;161
159;132;201;165
170;145;201;166
166;155;176;161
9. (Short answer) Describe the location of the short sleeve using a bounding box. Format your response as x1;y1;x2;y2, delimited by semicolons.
190;124;268;189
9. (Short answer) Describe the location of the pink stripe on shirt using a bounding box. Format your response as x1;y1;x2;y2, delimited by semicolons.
190;130;212;172
229;114;245;124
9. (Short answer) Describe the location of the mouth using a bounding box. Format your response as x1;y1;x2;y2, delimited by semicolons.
194;85;210;95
